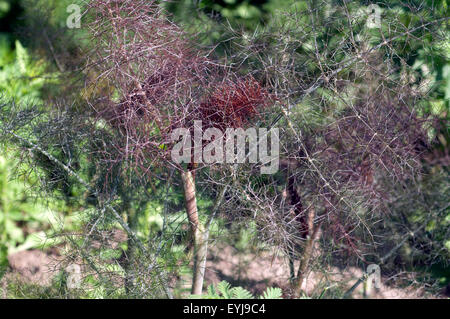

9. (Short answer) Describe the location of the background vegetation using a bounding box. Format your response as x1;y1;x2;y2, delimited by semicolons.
0;0;448;299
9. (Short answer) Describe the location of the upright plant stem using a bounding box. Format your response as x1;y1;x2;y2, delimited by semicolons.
293;233;315;297
192;226;208;296
293;208;321;298
181;169;228;295
124;206;137;294
180;169;204;295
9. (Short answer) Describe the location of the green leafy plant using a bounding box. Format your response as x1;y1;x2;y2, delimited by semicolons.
191;281;283;299
0;37;55;103
0;153;61;267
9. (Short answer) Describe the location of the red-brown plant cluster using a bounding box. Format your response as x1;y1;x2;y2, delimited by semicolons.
198;76;273;130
